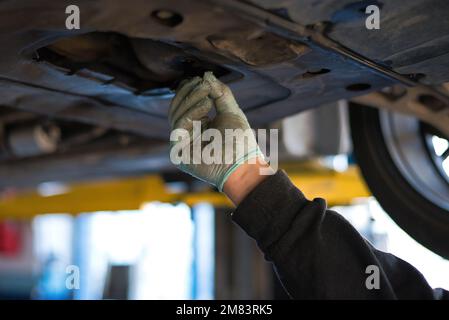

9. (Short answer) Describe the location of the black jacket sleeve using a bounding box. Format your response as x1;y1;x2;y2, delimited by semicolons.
232;170;448;300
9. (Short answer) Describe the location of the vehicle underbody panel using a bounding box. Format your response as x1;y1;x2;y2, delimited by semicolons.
0;0;448;188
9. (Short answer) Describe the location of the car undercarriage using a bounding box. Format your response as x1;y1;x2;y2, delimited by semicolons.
0;0;449;257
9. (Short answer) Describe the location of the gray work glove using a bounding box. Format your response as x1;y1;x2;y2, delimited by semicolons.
168;72;262;191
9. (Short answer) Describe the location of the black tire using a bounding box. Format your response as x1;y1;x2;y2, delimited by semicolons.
349;104;449;259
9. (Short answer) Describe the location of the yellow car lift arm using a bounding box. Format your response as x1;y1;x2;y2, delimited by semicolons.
0;165;370;219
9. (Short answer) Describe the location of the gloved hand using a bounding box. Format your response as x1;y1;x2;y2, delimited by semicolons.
169;72;262;191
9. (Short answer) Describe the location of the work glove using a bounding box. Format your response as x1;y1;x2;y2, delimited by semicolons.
168;72;262;191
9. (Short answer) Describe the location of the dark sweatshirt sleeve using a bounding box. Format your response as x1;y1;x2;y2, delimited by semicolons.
232;170;448;300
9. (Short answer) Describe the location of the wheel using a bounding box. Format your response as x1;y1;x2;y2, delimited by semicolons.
349;104;449;258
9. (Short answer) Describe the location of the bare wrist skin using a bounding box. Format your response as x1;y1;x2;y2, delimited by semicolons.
223;157;275;206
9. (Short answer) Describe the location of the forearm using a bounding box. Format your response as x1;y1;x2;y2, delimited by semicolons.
223;157;274;206
169;72;446;300
231;170;441;299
